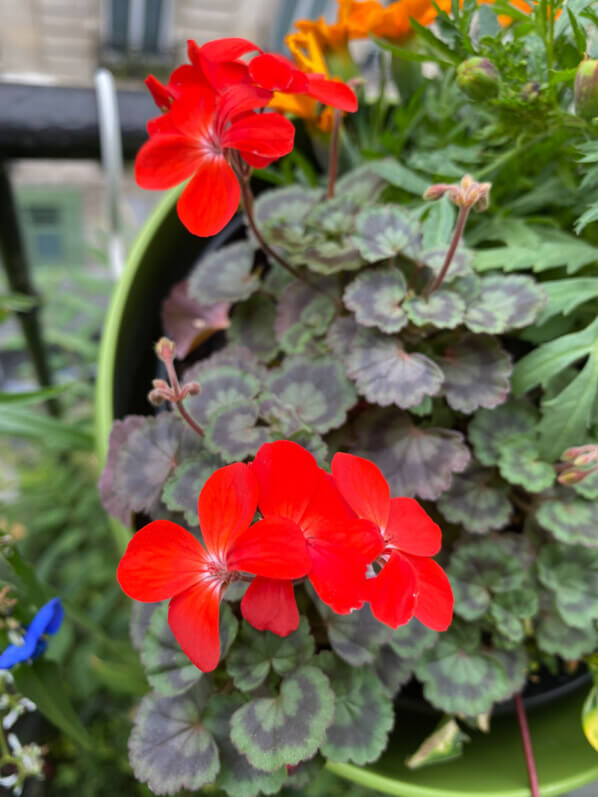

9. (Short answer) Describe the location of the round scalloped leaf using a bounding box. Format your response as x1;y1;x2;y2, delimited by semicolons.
226;618;315;692
130;602;160;653
229;666;335;772
205;400;272;462
266;356;357;433
462;274;546;334
129;682;219;795
489;588;538;644
188;241;258;305
435;335;512;414
334;162;389;202
275;279;337;354
228;294;279;362
375;647;415;698
536;611;598;659
302;238;365;274
468;400;538;466
537;544;598;629
99;415;146;522
420;247;473;282
573;468;598;500
536;496;598;548
184;345;265;383
316;603;391;666
404;290;465;329
415;628;510;715
161;280;230;359
343;267;408;333
352;408;470;500
254;185;317;229
437;466;511;534
317;653;394;765
327;318;443;409
305;196;361;237
353;206;416;262
489;647;528;699
162;454;224;525
497;438;554;493
389;618;438;659
185;366;261;427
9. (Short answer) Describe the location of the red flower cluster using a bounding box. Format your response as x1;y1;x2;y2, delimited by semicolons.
136;38;358;238
117;441;453;672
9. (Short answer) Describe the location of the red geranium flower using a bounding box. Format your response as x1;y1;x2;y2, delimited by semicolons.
331;452;454;631
117;462;310;672
242;441;383;636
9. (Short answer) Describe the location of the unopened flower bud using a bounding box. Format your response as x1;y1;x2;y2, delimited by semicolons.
154;337;175;362
561;444;598;465
148;389;166;407
521;81;541;102
424;174;491;212
575;59;598;121
186;381;201;396
557;467;596;486
457;57;500;101
152;378;169;391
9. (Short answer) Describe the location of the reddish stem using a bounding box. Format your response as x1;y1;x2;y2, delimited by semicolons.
514;692;541;797
326;109;342;200
426;205;470;295
163;355;205;438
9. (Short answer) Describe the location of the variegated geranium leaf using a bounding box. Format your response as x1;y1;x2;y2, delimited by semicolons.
489;588;539;645
489;647;528;698
228;294;279;362
374;647;416;698
266;356;357;433
327;317;443;409
202;693;287;797
352;206;416;262
162;454;224;526
536;610;598;659
302;238;365;274
537;544;598;628
226;618;315;692
536;495;598;548
130;601;161;653
434;335;512;414
161;280;230;359
99;415;146;522
334;161;390;201
389;618;438;659
275;278;337;354
352;408;470;499
184;366;261;427
404;290;465;329
420;247;474;282
305;196;361;237
205;400;272;462
254;185;318;230
184;344;265;382
572;468;598;500
129;681;219;795
468;400;538;466
317;602;391;666
461;274;546;334
188;241;258;305
437;466;511;534
229;666;335;772
343;267;408;333
497;438;554;492
317;652;394;765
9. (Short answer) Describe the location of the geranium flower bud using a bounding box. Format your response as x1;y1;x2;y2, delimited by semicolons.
575;59;598;121
456;57;500;101
154;337;175;362
147;389;166;407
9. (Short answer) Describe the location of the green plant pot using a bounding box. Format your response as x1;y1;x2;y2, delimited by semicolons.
95;188;598;797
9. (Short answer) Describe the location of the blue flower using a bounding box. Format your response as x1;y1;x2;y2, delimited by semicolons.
0;598;64;669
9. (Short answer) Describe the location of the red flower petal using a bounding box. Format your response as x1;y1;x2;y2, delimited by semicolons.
368;551;417;628
251;441;320;525
240;151;277;168
216;84;273;130
405;554;454;632
192;37;261;64
146;115;178;136
386;497;441;557
249;53;309;93
117;520;208;602
308;542;367;614
227;516;310;579
241;577;299;636
198;462;258;558
306;75;358;112
145;75;174;111
135;135;204;189
168;580;223;672
167;86;217;139
177;156;240;237
222;113;295;158
331;452;390;532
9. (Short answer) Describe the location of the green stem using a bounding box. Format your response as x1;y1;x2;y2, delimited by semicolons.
326;109;342;199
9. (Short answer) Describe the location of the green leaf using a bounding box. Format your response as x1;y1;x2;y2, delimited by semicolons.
352;206;417;262
0;407;93;449
266;355;357;433
188;241;258;305
368;157;431;194
461;274;546;334
468;400;537;466
352;407;470;500
567;7;587;54
226;618;314;692
228;294;279;362
254;184;318;230
343;267;408;333
129;682;220;795
534;278;598;325
536;495;598;548
205;399;272;462
184;344;265;382
422;196;457;248
473;236;598;275
421;247;474;282
13;660;93;749
406;717;470;769
389;617;438;659
374;647;416;698
0;383;72;406
327;317;443;409
438;466;512;534
536;611;598;659
302;239;365;274
497;438;555;492
404;290;465;329
185;365;261;428
537;544;598;629
275;278;337;353
408;16;461;63
229;666;335;772
489;588;538;645
317;602;391;666
572;467;598;500
162;453;224;525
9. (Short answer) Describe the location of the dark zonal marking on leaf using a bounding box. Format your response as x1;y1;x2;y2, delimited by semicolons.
302;238;365;274
266;355;357;434
404;290;465;329
343;267;408;333
129;682;219;795
162;454;225;526
229;666;335;772
536;495;598;548
489;588;538;645
99;415;145;523
488;648;528;700
326;317;443;409
536;611;598;659
253;185;318;229
497;438;554;493
468;400;538;466
316;602;391;666
188;240;258;305
275;278;337;354
184;366;261;427
205;399;272;462
435;335;512;414
389;618;438;659
130;602;161;653
437;466;512;534
420;246;473;281
161;279;230;359
352;206;417;262
184;345;265;383
462;274;546;334
305;196;362;237
351;408;470;500
374;647;415;698
228;294;279;362
537;544;598;629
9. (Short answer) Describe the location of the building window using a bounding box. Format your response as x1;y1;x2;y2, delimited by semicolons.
17;190;83;270
106;0;169;54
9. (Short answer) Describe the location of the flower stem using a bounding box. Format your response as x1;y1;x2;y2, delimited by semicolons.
163;353;204;438
514;692;541;797
426;206;470;295
326;109;342;199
